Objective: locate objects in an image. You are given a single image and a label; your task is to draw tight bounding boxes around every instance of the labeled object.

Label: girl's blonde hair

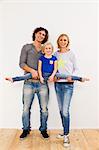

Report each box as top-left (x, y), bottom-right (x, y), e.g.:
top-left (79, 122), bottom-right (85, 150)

top-left (57, 34), bottom-right (70, 48)
top-left (41, 42), bottom-right (54, 54)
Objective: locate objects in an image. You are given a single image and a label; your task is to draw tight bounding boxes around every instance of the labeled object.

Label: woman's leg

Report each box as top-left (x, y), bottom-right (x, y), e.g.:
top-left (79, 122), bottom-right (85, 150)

top-left (62, 83), bottom-right (74, 135)
top-left (55, 82), bottom-right (74, 135)
top-left (54, 83), bottom-right (64, 127)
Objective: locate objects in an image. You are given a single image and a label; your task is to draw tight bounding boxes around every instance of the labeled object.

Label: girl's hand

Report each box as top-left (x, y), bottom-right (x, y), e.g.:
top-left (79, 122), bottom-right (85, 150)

top-left (40, 77), bottom-right (44, 83)
top-left (81, 77), bottom-right (90, 82)
top-left (48, 75), bottom-right (54, 82)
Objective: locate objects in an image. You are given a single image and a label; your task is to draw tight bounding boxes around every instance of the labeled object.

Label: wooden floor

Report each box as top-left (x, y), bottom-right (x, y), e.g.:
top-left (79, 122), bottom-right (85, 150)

top-left (0, 129), bottom-right (99, 150)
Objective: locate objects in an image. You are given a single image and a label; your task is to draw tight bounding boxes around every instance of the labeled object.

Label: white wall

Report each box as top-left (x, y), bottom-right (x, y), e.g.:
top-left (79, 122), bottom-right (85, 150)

top-left (0, 1), bottom-right (98, 129)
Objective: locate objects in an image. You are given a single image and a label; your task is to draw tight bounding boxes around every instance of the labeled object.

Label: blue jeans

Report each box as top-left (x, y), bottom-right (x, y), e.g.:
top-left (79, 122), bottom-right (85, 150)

top-left (12, 73), bottom-right (82, 82)
top-left (22, 80), bottom-right (49, 131)
top-left (54, 82), bottom-right (74, 135)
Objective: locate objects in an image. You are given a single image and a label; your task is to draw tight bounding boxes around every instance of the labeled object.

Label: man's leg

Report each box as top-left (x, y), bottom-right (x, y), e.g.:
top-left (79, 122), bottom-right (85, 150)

top-left (20, 81), bottom-right (35, 139)
top-left (37, 82), bottom-right (49, 138)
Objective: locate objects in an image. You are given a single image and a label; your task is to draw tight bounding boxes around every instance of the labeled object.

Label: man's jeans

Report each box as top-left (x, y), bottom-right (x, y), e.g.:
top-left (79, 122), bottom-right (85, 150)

top-left (22, 80), bottom-right (49, 131)
top-left (12, 72), bottom-right (82, 82)
top-left (54, 82), bottom-right (74, 135)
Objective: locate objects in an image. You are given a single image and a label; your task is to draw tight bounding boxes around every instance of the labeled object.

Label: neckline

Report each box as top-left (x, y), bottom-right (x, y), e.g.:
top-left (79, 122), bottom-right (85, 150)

top-left (44, 55), bottom-right (53, 59)
top-left (32, 44), bottom-right (41, 53)
top-left (32, 43), bottom-right (41, 52)
top-left (58, 49), bottom-right (70, 54)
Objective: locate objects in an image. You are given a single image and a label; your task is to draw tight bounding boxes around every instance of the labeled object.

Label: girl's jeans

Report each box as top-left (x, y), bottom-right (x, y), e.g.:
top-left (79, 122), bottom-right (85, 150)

top-left (12, 72), bottom-right (82, 82)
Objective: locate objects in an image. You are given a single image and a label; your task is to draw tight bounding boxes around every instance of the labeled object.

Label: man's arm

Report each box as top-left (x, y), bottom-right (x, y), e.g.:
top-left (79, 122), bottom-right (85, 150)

top-left (19, 44), bottom-right (38, 79)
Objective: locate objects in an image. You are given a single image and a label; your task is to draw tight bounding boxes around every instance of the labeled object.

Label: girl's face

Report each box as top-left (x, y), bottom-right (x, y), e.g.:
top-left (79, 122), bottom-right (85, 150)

top-left (44, 44), bottom-right (53, 55)
top-left (35, 30), bottom-right (46, 43)
top-left (58, 35), bottom-right (69, 48)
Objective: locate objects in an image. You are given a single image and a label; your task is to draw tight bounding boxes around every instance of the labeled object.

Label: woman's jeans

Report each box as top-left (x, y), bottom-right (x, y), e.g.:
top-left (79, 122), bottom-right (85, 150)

top-left (54, 82), bottom-right (74, 135)
top-left (12, 72), bottom-right (82, 82)
top-left (22, 80), bottom-right (49, 131)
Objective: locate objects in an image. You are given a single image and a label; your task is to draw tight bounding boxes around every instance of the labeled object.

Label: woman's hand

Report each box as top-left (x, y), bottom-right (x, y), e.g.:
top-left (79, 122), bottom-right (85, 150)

top-left (66, 76), bottom-right (74, 82)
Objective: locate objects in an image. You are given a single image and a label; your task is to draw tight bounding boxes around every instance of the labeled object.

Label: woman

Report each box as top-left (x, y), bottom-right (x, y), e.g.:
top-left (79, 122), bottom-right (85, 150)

top-left (54, 34), bottom-right (77, 147)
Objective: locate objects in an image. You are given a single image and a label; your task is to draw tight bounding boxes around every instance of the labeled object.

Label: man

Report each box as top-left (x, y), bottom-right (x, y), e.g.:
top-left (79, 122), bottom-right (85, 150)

top-left (19, 27), bottom-right (49, 139)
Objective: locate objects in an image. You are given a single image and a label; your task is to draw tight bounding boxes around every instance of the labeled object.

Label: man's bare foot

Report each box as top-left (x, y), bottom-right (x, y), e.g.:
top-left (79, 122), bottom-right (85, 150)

top-left (5, 77), bottom-right (13, 83)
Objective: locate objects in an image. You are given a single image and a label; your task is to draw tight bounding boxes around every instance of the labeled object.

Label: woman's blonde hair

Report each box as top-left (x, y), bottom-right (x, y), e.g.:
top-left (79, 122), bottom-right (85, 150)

top-left (41, 42), bottom-right (54, 54)
top-left (57, 34), bottom-right (70, 48)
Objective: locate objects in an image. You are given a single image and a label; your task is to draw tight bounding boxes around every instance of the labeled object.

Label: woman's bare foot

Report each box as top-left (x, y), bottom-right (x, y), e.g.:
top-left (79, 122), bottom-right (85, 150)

top-left (5, 77), bottom-right (13, 83)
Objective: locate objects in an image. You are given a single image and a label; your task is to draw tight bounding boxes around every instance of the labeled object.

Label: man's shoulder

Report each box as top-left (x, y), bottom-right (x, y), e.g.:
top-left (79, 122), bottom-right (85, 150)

top-left (22, 43), bottom-right (33, 51)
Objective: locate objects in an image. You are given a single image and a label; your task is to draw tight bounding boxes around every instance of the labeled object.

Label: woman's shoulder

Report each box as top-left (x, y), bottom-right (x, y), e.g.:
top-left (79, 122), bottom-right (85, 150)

top-left (69, 50), bottom-right (76, 56)
top-left (54, 50), bottom-right (59, 56)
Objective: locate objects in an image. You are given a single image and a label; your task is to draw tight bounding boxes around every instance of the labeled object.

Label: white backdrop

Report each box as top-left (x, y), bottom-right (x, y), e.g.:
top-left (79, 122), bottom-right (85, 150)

top-left (0, 1), bottom-right (98, 129)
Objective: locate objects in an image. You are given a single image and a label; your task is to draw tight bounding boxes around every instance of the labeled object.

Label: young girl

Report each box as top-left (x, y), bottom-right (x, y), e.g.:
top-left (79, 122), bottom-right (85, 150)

top-left (54, 34), bottom-right (89, 147)
top-left (5, 42), bottom-right (89, 83)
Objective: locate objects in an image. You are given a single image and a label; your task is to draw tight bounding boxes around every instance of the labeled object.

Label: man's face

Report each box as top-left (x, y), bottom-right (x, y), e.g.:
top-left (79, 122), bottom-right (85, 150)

top-left (35, 30), bottom-right (46, 43)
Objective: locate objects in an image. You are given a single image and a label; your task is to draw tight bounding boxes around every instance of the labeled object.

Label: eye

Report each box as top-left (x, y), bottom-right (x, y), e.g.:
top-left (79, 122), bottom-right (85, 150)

top-left (42, 34), bottom-right (45, 36)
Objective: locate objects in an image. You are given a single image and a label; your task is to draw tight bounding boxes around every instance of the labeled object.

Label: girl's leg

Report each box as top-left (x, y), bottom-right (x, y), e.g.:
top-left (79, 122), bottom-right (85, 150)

top-left (55, 73), bottom-right (89, 81)
top-left (5, 73), bottom-right (32, 82)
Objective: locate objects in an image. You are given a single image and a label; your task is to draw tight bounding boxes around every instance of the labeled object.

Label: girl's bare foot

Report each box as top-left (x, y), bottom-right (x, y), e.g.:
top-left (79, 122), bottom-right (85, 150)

top-left (5, 77), bottom-right (13, 83)
top-left (81, 78), bottom-right (90, 82)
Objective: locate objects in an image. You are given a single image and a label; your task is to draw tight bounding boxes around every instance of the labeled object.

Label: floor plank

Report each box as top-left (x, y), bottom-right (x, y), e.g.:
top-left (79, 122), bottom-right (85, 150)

top-left (82, 129), bottom-right (99, 150)
top-left (0, 129), bottom-right (99, 150)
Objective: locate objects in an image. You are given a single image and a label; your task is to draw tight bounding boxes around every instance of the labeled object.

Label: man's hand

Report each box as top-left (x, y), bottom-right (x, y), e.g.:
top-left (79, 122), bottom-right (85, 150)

top-left (31, 69), bottom-right (39, 79)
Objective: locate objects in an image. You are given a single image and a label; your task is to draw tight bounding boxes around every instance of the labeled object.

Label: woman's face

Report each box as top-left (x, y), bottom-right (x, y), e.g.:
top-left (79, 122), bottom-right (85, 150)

top-left (58, 35), bottom-right (69, 48)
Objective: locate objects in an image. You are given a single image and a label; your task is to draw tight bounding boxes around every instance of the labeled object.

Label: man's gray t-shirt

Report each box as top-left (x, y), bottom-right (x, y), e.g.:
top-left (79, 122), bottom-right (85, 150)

top-left (19, 43), bottom-right (42, 72)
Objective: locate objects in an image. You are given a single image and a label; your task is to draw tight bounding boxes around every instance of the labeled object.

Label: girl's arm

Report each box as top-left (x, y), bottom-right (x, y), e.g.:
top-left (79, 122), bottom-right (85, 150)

top-left (48, 60), bottom-right (58, 82)
top-left (38, 60), bottom-right (44, 83)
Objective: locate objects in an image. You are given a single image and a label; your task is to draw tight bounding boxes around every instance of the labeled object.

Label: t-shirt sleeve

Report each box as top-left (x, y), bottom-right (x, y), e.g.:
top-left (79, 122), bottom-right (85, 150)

top-left (39, 55), bottom-right (44, 61)
top-left (53, 52), bottom-right (57, 58)
top-left (19, 44), bottom-right (28, 68)
top-left (53, 56), bottom-right (57, 61)
top-left (71, 52), bottom-right (79, 76)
